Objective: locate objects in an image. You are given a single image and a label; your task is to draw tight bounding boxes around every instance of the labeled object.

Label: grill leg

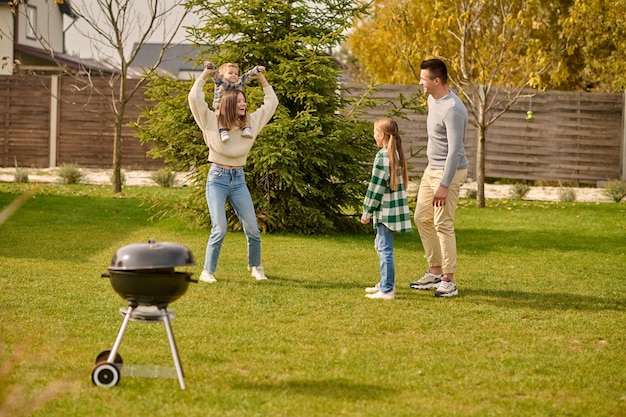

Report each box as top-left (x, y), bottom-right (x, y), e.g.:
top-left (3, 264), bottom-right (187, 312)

top-left (160, 307), bottom-right (185, 390)
top-left (108, 303), bottom-right (135, 363)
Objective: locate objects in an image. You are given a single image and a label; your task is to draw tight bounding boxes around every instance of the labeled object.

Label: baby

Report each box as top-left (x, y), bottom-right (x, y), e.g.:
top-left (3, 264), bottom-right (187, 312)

top-left (203, 61), bottom-right (265, 142)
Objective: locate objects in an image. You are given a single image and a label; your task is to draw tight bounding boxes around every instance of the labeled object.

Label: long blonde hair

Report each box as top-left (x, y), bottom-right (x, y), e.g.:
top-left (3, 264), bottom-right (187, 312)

top-left (374, 117), bottom-right (408, 191)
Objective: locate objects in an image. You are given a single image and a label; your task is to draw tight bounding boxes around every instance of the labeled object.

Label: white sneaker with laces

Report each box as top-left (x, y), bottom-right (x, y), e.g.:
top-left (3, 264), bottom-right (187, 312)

top-left (199, 270), bottom-right (217, 283)
top-left (365, 288), bottom-right (396, 300)
top-left (242, 127), bottom-right (253, 138)
top-left (434, 280), bottom-right (458, 297)
top-left (250, 266), bottom-right (267, 281)
top-left (219, 129), bottom-right (230, 142)
top-left (365, 283), bottom-right (380, 294)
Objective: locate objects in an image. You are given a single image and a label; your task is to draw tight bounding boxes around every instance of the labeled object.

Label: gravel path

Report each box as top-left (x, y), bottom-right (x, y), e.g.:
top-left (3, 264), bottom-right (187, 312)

top-left (0, 167), bottom-right (614, 203)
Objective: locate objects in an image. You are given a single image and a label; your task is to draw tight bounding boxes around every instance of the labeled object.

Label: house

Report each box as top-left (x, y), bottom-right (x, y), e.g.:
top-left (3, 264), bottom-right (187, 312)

top-left (129, 43), bottom-right (205, 80)
top-left (0, 0), bottom-right (113, 75)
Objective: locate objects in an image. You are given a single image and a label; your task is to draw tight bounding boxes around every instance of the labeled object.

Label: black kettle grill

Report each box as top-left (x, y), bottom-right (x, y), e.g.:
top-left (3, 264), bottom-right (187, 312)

top-left (91, 239), bottom-right (197, 390)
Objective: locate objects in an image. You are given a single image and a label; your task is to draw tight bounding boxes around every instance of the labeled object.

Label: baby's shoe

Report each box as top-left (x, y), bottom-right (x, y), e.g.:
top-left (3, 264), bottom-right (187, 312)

top-left (242, 127), bottom-right (253, 138)
top-left (219, 129), bottom-right (230, 142)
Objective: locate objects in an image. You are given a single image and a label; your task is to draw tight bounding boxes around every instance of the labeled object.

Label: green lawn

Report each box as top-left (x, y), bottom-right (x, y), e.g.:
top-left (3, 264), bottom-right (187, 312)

top-left (1, 183), bottom-right (625, 417)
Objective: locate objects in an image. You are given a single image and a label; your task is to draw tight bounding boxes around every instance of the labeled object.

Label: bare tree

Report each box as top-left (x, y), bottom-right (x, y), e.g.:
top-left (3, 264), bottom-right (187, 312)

top-left (13, 0), bottom-right (189, 193)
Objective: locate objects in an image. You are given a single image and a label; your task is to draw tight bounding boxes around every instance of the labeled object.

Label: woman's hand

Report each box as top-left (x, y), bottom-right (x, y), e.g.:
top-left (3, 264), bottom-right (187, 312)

top-left (254, 71), bottom-right (270, 87)
top-left (200, 61), bottom-right (216, 80)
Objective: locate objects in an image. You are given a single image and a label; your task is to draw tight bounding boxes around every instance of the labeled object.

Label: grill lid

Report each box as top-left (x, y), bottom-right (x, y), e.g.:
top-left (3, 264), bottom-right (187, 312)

top-left (109, 239), bottom-right (196, 271)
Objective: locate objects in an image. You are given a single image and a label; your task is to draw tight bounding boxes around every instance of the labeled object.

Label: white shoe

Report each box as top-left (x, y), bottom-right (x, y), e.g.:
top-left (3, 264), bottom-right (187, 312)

top-left (219, 129), bottom-right (230, 142)
top-left (365, 283), bottom-right (380, 294)
top-left (242, 127), bottom-right (253, 138)
top-left (199, 270), bottom-right (217, 283)
top-left (250, 265), bottom-right (267, 280)
top-left (365, 288), bottom-right (395, 299)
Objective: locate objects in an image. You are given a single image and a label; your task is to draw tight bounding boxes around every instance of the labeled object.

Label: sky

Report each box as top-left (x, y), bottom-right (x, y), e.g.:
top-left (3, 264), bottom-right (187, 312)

top-left (63, 0), bottom-right (200, 61)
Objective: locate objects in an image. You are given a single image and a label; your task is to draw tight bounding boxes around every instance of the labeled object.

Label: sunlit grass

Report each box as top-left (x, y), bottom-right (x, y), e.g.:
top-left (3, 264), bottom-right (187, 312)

top-left (1, 184), bottom-right (625, 416)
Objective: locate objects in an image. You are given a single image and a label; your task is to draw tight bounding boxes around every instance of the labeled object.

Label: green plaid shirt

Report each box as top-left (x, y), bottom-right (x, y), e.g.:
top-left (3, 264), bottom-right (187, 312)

top-left (362, 148), bottom-right (412, 233)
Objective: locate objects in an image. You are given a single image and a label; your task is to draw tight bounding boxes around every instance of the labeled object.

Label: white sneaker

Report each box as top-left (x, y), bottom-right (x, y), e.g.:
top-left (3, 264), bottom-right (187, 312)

top-left (242, 127), bottom-right (253, 138)
top-left (219, 129), bottom-right (230, 142)
top-left (250, 266), bottom-right (267, 281)
top-left (199, 270), bottom-right (217, 283)
top-left (365, 283), bottom-right (380, 294)
top-left (434, 280), bottom-right (458, 297)
top-left (365, 288), bottom-right (395, 300)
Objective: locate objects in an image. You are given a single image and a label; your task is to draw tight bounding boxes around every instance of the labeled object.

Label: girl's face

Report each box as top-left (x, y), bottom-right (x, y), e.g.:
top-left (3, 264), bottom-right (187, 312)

top-left (236, 92), bottom-right (247, 116)
top-left (374, 127), bottom-right (386, 147)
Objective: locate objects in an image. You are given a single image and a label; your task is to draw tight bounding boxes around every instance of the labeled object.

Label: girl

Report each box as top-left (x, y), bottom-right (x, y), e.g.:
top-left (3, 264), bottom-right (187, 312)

top-left (361, 117), bottom-right (412, 299)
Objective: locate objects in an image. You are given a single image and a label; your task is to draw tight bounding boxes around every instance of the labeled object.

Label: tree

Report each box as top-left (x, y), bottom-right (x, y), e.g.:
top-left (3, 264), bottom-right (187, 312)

top-left (136, 0), bottom-right (376, 233)
top-left (12, 0), bottom-right (189, 193)
top-left (347, 0), bottom-right (567, 207)
top-left (560, 0), bottom-right (626, 92)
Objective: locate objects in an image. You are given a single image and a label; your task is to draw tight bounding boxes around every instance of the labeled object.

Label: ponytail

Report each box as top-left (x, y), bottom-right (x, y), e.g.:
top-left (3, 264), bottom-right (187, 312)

top-left (375, 118), bottom-right (408, 191)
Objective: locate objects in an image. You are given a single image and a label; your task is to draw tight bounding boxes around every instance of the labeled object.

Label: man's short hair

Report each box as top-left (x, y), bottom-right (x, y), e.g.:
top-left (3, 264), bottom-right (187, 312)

top-left (421, 59), bottom-right (448, 84)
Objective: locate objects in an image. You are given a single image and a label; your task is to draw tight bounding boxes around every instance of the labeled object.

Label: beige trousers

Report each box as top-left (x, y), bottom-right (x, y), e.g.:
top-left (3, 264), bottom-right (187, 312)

top-left (414, 167), bottom-right (468, 274)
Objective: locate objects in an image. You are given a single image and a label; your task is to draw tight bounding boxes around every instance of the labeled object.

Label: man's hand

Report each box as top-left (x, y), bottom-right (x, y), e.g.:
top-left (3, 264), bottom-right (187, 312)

top-left (433, 185), bottom-right (449, 207)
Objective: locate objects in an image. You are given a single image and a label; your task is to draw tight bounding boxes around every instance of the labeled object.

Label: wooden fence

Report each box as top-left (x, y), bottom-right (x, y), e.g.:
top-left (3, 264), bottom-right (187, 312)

top-left (0, 75), bottom-right (164, 170)
top-left (1, 75), bottom-right (625, 185)
top-left (343, 84), bottom-right (625, 185)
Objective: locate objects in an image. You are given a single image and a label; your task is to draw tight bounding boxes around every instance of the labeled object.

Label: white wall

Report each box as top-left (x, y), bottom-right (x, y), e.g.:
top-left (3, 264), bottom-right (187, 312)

top-left (0, 6), bottom-right (14, 75)
top-left (15, 0), bottom-right (64, 52)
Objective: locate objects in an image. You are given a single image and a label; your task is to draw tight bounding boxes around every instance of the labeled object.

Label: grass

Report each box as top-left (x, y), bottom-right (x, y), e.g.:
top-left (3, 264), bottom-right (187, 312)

top-left (0, 183), bottom-right (625, 417)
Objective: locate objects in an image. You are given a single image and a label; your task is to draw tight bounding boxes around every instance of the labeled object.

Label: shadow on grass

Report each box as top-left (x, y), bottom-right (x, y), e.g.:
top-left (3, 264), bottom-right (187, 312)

top-left (463, 288), bottom-right (626, 312)
top-left (0, 193), bottom-right (156, 261)
top-left (233, 377), bottom-right (395, 400)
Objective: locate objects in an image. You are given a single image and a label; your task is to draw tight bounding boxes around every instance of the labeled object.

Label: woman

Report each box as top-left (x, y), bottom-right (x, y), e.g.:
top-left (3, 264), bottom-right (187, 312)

top-left (188, 61), bottom-right (279, 283)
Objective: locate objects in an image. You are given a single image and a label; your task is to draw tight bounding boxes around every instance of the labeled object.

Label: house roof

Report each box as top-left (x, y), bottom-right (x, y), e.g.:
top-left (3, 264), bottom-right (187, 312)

top-left (58, 0), bottom-right (77, 18)
top-left (14, 43), bottom-right (118, 75)
top-left (130, 43), bottom-right (203, 77)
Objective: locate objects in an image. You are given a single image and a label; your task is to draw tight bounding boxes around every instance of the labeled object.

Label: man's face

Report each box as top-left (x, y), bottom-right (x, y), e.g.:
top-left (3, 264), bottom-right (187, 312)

top-left (419, 69), bottom-right (437, 95)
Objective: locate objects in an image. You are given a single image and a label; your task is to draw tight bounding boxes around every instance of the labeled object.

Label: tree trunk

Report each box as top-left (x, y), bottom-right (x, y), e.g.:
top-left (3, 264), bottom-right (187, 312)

top-left (476, 125), bottom-right (486, 208)
top-left (112, 106), bottom-right (125, 194)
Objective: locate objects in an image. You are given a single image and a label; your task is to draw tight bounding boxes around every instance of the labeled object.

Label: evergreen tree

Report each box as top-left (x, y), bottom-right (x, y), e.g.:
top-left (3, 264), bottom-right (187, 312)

top-left (137, 0), bottom-right (375, 233)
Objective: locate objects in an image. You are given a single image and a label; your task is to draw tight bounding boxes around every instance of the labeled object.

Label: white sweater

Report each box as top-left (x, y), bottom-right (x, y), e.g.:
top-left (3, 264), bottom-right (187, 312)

top-left (188, 79), bottom-right (279, 167)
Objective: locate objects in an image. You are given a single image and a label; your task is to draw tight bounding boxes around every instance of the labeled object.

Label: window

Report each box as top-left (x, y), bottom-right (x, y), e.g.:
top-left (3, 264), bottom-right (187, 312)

top-left (26, 6), bottom-right (37, 40)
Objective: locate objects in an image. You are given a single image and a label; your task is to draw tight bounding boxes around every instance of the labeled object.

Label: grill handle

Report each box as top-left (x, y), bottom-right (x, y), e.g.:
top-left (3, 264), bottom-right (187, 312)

top-left (101, 273), bottom-right (110, 278)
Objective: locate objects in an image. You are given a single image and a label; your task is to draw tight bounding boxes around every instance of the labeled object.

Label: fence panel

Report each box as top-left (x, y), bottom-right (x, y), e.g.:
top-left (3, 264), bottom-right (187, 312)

top-left (1, 76), bottom-right (623, 185)
top-left (0, 76), bottom-right (51, 167)
top-left (57, 77), bottom-right (164, 170)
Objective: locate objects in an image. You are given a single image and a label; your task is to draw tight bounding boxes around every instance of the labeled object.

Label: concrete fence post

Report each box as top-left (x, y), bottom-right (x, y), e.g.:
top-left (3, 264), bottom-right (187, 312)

top-left (49, 74), bottom-right (59, 168)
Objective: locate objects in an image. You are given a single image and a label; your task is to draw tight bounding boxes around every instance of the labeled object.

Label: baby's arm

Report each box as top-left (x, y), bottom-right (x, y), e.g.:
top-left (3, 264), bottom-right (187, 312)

top-left (240, 65), bottom-right (265, 85)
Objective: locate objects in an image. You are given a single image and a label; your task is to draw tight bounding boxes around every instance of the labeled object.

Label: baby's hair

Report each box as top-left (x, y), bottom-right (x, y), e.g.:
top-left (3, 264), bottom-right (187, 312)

top-left (219, 63), bottom-right (239, 76)
top-left (217, 89), bottom-right (248, 130)
top-left (374, 117), bottom-right (408, 191)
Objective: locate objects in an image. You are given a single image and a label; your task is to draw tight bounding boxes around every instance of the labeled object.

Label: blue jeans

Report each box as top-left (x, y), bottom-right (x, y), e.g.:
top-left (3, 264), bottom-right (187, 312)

top-left (374, 223), bottom-right (395, 293)
top-left (204, 165), bottom-right (261, 273)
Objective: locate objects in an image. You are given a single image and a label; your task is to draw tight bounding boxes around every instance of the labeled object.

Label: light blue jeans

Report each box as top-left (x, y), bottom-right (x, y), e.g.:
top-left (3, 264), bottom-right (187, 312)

top-left (374, 223), bottom-right (395, 293)
top-left (204, 165), bottom-right (261, 273)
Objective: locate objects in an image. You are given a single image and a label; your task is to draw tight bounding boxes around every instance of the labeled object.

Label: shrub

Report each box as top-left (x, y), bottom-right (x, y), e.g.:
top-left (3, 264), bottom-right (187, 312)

top-left (558, 187), bottom-right (576, 202)
top-left (464, 188), bottom-right (477, 199)
top-left (109, 170), bottom-right (127, 186)
top-left (14, 167), bottom-right (29, 183)
top-left (57, 163), bottom-right (83, 184)
top-left (604, 180), bottom-right (626, 203)
top-left (151, 169), bottom-right (176, 188)
top-left (509, 183), bottom-right (530, 200)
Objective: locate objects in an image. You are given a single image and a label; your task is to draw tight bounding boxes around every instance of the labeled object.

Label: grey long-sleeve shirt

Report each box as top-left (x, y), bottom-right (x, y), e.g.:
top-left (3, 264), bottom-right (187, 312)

top-left (426, 90), bottom-right (469, 187)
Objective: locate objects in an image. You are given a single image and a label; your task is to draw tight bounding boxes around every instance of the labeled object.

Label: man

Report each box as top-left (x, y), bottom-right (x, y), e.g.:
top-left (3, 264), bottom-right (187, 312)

top-left (411, 58), bottom-right (468, 297)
